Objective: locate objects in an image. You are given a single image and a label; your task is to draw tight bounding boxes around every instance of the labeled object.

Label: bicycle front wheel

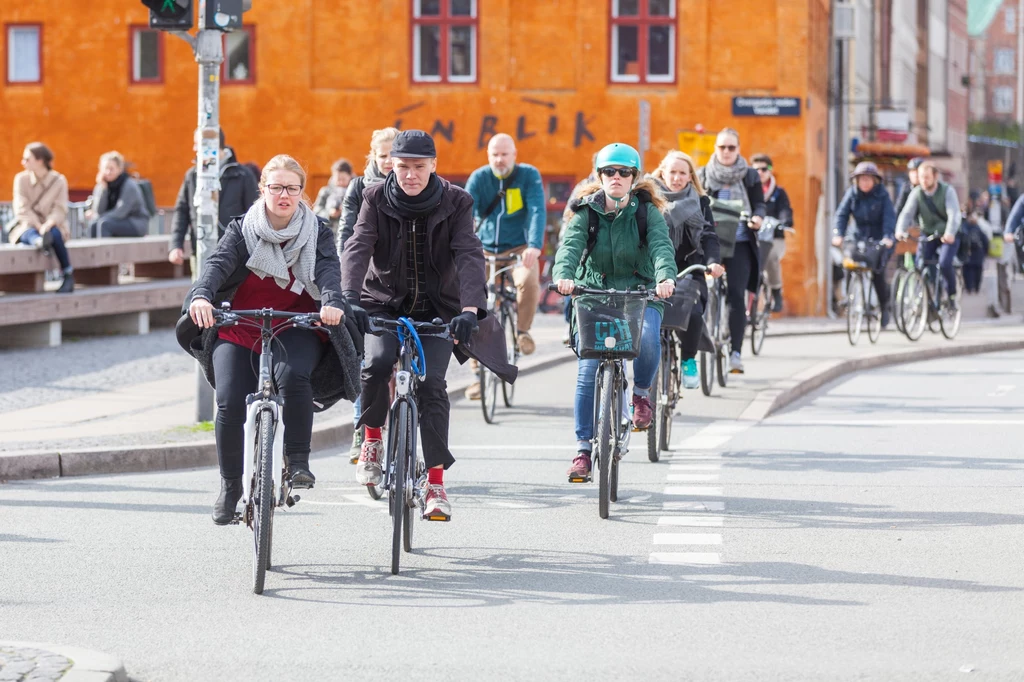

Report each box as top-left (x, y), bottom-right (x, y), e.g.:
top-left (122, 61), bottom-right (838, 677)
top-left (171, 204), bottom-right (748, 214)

top-left (892, 269), bottom-right (908, 334)
top-left (940, 269), bottom-right (964, 340)
top-left (700, 286), bottom-right (718, 396)
top-left (479, 363), bottom-right (497, 424)
top-left (716, 290), bottom-right (729, 387)
top-left (902, 270), bottom-right (928, 342)
top-left (847, 272), bottom-right (864, 346)
top-left (252, 408), bottom-right (275, 595)
top-left (595, 364), bottom-right (615, 520)
top-left (867, 276), bottom-right (882, 344)
top-left (389, 401), bottom-right (410, 575)
top-left (501, 307), bottom-right (518, 407)
top-left (646, 363), bottom-right (660, 463)
top-left (658, 338), bottom-right (674, 453)
top-left (751, 276), bottom-right (770, 356)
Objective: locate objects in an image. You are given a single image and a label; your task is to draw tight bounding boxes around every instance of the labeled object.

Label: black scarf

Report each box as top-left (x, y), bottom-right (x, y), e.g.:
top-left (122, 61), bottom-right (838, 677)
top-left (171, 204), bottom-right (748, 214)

top-left (385, 172), bottom-right (443, 219)
top-left (105, 172), bottom-right (129, 212)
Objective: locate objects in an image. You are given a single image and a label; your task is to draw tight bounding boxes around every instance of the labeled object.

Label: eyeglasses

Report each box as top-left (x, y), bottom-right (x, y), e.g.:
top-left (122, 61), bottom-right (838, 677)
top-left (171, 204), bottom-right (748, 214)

top-left (265, 184), bottom-right (303, 196)
top-left (754, 166), bottom-right (771, 173)
top-left (717, 145), bottom-right (737, 152)
top-left (599, 167), bottom-right (636, 179)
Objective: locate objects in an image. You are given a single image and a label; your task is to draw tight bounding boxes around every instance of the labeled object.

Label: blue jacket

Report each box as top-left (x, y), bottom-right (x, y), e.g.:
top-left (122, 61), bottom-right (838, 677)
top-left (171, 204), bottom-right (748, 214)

top-left (834, 183), bottom-right (896, 241)
top-left (466, 163), bottom-right (546, 252)
top-left (1006, 193), bottom-right (1024, 236)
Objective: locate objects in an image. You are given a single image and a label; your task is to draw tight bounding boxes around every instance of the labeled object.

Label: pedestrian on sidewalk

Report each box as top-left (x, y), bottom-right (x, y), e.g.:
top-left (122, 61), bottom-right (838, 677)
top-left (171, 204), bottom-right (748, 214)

top-left (697, 128), bottom-right (767, 375)
top-left (169, 129), bottom-right (259, 271)
top-left (959, 194), bottom-right (989, 294)
top-left (465, 133), bottom-right (546, 366)
top-left (337, 127), bottom-right (398, 464)
top-left (833, 162), bottom-right (896, 326)
top-left (86, 152), bottom-right (151, 238)
top-left (554, 142), bottom-right (676, 483)
top-left (342, 130), bottom-right (517, 521)
top-left (8, 142), bottom-right (74, 293)
top-left (313, 158), bottom-right (352, 237)
top-left (648, 150), bottom-right (723, 389)
top-left (751, 153), bottom-right (793, 313)
top-left (179, 154), bottom-right (361, 525)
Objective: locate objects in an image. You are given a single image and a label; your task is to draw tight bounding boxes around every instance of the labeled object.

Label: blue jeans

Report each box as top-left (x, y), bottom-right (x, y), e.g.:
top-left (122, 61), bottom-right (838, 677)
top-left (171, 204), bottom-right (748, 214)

top-left (573, 306), bottom-right (662, 449)
top-left (917, 236), bottom-right (960, 296)
top-left (18, 226), bottom-right (71, 271)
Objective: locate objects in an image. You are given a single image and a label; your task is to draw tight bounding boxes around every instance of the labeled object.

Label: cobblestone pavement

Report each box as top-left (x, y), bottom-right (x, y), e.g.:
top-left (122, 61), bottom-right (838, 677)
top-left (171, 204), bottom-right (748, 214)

top-left (0, 646), bottom-right (71, 682)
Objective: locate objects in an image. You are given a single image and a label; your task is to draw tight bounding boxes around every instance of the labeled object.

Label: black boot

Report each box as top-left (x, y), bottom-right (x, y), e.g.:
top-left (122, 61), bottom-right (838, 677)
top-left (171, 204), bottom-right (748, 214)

top-left (288, 457), bottom-right (315, 489)
top-left (212, 477), bottom-right (243, 525)
top-left (771, 288), bottom-right (783, 313)
top-left (56, 269), bottom-right (74, 294)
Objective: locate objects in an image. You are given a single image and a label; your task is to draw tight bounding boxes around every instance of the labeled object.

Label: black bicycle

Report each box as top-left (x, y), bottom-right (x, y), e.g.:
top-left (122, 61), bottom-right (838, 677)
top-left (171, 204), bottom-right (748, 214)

top-left (840, 238), bottom-right (885, 346)
top-left (700, 271), bottom-right (730, 396)
top-left (479, 254), bottom-right (521, 424)
top-left (750, 218), bottom-right (794, 356)
top-left (898, 234), bottom-right (964, 341)
top-left (367, 316), bottom-right (452, 575)
top-left (211, 306), bottom-right (327, 595)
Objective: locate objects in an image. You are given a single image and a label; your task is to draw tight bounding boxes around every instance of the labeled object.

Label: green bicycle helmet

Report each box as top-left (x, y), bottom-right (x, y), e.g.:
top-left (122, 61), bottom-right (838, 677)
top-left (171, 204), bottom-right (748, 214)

top-left (595, 143), bottom-right (642, 174)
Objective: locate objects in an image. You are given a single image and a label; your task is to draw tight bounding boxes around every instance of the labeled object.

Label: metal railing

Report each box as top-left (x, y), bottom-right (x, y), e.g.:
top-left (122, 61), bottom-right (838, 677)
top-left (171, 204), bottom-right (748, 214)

top-left (0, 201), bottom-right (174, 242)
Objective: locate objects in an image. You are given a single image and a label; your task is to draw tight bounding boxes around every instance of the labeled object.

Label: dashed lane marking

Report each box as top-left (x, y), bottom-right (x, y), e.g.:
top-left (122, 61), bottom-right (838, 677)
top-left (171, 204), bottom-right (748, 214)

top-left (657, 516), bottom-right (724, 527)
top-left (662, 501), bottom-right (725, 511)
top-left (669, 463), bottom-right (722, 471)
top-left (653, 533), bottom-right (723, 545)
top-left (666, 474), bottom-right (720, 482)
top-left (665, 486), bottom-right (724, 496)
top-left (649, 552), bottom-right (721, 565)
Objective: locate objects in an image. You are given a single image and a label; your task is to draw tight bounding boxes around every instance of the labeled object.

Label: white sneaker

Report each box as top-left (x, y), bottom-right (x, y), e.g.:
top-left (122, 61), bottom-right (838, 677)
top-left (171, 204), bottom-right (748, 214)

top-left (356, 439), bottom-right (383, 486)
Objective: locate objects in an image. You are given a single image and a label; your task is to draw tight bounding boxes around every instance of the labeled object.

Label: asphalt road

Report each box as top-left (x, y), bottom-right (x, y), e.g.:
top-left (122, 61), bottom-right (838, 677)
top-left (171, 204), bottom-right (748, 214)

top-left (2, 352), bottom-right (1023, 681)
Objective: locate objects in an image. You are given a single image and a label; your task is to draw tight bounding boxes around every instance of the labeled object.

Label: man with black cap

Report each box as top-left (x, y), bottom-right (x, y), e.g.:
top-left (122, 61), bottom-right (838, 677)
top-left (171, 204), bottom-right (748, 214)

top-left (342, 130), bottom-right (516, 521)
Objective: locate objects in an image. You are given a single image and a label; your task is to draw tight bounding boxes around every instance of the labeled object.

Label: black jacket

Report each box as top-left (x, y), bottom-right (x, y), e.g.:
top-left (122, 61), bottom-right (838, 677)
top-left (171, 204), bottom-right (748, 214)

top-left (171, 147), bottom-right (259, 252)
top-left (764, 185), bottom-right (793, 238)
top-left (894, 181), bottom-right (915, 218)
top-left (175, 216), bottom-right (362, 412)
top-left (672, 195), bottom-right (720, 303)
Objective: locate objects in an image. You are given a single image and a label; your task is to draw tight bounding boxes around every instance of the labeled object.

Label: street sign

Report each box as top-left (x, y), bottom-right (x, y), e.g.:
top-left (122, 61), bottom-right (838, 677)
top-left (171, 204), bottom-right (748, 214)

top-left (732, 96), bottom-right (802, 117)
top-left (677, 129), bottom-right (717, 167)
top-left (638, 99), bottom-right (651, 157)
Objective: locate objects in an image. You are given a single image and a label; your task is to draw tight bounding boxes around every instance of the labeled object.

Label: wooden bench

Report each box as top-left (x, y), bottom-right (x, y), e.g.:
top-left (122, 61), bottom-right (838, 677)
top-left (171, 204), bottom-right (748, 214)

top-left (0, 278), bottom-right (192, 349)
top-left (0, 235), bottom-right (189, 293)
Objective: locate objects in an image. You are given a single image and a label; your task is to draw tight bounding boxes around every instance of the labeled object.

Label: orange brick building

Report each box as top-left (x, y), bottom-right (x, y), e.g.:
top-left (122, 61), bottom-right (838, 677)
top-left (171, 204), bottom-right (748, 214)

top-left (1, 0), bottom-right (831, 313)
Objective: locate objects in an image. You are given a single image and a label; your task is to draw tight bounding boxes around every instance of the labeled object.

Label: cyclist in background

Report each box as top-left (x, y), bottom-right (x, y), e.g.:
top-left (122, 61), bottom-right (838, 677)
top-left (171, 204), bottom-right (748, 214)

top-left (751, 153), bottom-right (793, 313)
top-left (894, 157), bottom-right (924, 217)
top-left (552, 143), bottom-right (676, 482)
top-left (833, 162), bottom-right (896, 327)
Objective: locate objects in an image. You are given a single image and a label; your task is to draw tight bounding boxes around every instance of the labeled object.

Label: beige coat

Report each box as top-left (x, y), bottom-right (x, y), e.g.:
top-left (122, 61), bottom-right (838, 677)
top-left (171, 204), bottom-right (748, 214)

top-left (9, 169), bottom-right (70, 243)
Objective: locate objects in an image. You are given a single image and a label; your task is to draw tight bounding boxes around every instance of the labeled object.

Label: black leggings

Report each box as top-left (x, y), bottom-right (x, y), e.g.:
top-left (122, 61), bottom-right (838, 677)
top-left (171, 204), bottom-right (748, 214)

top-left (723, 241), bottom-right (756, 355)
top-left (357, 319), bottom-right (456, 470)
top-left (211, 330), bottom-right (325, 479)
top-left (674, 298), bottom-right (706, 361)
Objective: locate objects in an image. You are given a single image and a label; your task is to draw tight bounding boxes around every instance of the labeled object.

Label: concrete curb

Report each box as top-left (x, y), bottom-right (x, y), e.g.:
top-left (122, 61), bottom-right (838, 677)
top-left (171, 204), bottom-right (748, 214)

top-left (737, 338), bottom-right (1024, 422)
top-left (0, 349), bottom-right (579, 482)
top-left (0, 641), bottom-right (127, 682)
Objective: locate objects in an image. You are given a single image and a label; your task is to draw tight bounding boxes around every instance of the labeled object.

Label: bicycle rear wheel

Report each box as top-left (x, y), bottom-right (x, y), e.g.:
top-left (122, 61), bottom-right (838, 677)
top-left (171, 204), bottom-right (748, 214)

top-left (892, 269), bottom-right (908, 334)
top-left (252, 408), bottom-right (274, 595)
top-left (389, 401), bottom-right (410, 575)
top-left (658, 338), bottom-right (674, 453)
top-left (750, 276), bottom-right (770, 356)
top-left (501, 307), bottom-right (518, 407)
top-left (847, 272), bottom-right (864, 346)
top-left (940, 269), bottom-right (964, 340)
top-left (902, 271), bottom-right (928, 341)
top-left (479, 363), bottom-right (497, 424)
top-left (595, 364), bottom-right (615, 520)
top-left (866, 276), bottom-right (882, 344)
top-left (646, 363), bottom-right (660, 463)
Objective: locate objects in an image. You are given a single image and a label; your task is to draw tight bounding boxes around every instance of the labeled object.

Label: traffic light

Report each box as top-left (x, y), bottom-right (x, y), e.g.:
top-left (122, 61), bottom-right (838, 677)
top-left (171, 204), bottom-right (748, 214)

top-left (142, 0), bottom-right (193, 30)
top-left (204, 0), bottom-right (245, 31)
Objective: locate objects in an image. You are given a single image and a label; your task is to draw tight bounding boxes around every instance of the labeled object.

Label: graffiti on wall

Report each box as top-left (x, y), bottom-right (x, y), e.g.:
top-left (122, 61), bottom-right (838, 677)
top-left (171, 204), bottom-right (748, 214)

top-left (393, 98), bottom-right (596, 149)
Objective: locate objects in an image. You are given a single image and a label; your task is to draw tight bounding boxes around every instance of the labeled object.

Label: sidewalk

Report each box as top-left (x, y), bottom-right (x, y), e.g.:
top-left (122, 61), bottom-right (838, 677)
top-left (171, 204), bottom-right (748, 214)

top-left (0, 642), bottom-right (127, 682)
top-left (2, 310), bottom-right (1023, 481)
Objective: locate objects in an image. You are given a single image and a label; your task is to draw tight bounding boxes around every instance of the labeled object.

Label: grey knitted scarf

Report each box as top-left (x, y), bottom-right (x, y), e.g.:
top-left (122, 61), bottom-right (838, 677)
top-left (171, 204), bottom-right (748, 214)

top-left (241, 198), bottom-right (321, 299)
top-left (703, 154), bottom-right (752, 214)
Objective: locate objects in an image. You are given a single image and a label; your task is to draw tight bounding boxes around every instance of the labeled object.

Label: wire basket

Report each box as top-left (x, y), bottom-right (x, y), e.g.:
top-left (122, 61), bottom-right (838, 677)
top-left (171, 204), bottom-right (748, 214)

top-left (574, 292), bottom-right (647, 360)
top-left (661, 277), bottom-right (702, 332)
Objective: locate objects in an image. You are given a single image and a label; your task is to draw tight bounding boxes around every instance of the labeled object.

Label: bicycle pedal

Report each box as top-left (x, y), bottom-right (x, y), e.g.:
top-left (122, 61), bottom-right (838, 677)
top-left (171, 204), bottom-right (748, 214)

top-left (424, 513), bottom-right (451, 522)
top-left (230, 512), bottom-right (242, 525)
top-left (567, 474), bottom-right (591, 484)
top-left (290, 480), bottom-right (314, 490)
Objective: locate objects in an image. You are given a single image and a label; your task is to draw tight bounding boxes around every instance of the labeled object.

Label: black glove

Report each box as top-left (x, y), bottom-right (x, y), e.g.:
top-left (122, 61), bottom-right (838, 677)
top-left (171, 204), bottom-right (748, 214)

top-left (343, 292), bottom-right (370, 336)
top-left (449, 311), bottom-right (479, 345)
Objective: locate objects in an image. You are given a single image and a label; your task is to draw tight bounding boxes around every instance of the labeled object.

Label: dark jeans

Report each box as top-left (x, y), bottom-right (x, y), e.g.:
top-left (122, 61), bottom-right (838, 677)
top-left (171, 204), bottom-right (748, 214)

top-left (870, 247), bottom-right (893, 309)
top-left (963, 264), bottom-right (983, 293)
top-left (18, 226), bottom-right (71, 270)
top-left (90, 216), bottom-right (145, 238)
top-left (674, 298), bottom-right (706, 361)
top-left (357, 319), bottom-right (456, 470)
top-left (211, 330), bottom-right (325, 479)
top-left (723, 241), bottom-right (755, 355)
top-left (917, 236), bottom-right (960, 296)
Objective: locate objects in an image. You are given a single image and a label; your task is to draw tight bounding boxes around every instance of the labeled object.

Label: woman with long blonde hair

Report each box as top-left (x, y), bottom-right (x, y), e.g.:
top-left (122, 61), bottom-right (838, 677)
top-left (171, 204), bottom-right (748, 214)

top-left (338, 126), bottom-right (399, 255)
top-left (649, 150), bottom-right (724, 389)
top-left (181, 154), bottom-right (360, 525)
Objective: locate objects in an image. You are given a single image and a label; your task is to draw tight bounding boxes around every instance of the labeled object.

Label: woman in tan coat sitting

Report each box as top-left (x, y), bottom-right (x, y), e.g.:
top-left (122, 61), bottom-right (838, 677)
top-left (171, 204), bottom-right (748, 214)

top-left (9, 142), bottom-right (73, 293)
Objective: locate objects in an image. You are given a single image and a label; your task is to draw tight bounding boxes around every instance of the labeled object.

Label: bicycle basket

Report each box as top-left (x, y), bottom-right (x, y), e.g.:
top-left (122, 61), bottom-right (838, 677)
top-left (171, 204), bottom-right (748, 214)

top-left (848, 240), bottom-right (885, 270)
top-left (710, 198), bottom-right (744, 259)
top-left (574, 292), bottom-right (647, 360)
top-left (661, 277), bottom-right (702, 332)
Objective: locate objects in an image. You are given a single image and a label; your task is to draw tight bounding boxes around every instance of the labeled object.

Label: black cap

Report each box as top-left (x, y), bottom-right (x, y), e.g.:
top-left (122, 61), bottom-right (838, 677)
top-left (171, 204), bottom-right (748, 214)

top-left (390, 130), bottom-right (437, 159)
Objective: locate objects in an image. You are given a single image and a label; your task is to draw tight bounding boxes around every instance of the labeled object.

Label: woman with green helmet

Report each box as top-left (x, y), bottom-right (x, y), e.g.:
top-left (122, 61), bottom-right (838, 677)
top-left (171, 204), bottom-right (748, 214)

top-left (552, 143), bottom-right (678, 482)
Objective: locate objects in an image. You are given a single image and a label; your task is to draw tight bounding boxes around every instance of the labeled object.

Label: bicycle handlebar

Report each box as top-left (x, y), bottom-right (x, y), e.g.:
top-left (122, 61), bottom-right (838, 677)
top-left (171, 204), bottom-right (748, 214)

top-left (212, 308), bottom-right (323, 331)
top-left (677, 264), bottom-right (707, 278)
top-left (483, 254), bottom-right (523, 264)
top-left (367, 316), bottom-right (452, 339)
top-left (545, 283), bottom-right (659, 299)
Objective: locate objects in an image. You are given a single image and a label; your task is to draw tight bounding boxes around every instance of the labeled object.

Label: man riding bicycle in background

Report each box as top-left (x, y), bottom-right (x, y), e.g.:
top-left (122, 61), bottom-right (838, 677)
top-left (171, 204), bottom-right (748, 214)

top-left (895, 157), bottom-right (924, 217)
top-left (833, 162), bottom-right (896, 327)
top-left (751, 153), bottom-right (792, 313)
top-left (465, 133), bottom-right (546, 367)
top-left (895, 161), bottom-right (963, 311)
top-left (342, 130), bottom-right (515, 521)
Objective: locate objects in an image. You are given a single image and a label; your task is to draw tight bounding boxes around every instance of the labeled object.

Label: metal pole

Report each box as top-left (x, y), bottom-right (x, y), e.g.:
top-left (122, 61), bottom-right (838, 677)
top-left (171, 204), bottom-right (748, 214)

top-left (825, 6), bottom-right (838, 318)
top-left (1017, 0), bottom-right (1024, 184)
top-left (194, 0), bottom-right (222, 423)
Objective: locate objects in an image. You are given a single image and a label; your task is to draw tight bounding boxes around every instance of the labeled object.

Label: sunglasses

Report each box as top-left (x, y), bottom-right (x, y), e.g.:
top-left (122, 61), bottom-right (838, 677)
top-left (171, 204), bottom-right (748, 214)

top-left (717, 145), bottom-right (737, 151)
top-left (755, 166), bottom-right (771, 172)
top-left (600, 167), bottom-right (636, 179)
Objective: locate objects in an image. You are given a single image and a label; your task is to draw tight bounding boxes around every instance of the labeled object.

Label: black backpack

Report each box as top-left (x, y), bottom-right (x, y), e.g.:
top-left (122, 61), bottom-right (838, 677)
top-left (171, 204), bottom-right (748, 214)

top-left (577, 191), bottom-right (650, 269)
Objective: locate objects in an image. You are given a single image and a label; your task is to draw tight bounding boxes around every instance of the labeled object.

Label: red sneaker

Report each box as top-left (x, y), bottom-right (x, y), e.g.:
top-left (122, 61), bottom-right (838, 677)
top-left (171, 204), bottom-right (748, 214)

top-left (631, 394), bottom-right (653, 430)
top-left (567, 452), bottom-right (592, 483)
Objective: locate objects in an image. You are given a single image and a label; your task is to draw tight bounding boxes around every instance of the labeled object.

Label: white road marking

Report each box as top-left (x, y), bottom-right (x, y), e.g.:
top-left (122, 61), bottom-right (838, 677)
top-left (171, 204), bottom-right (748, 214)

top-left (769, 418), bottom-right (1024, 426)
top-left (669, 463), bottom-right (722, 471)
top-left (673, 421), bottom-right (750, 450)
top-left (667, 474), bottom-right (720, 482)
top-left (657, 516), bottom-right (724, 527)
top-left (653, 533), bottom-right (722, 545)
top-left (988, 384), bottom-right (1015, 397)
top-left (625, 495), bottom-right (652, 504)
top-left (486, 501), bottom-right (532, 509)
top-left (448, 444), bottom-right (578, 451)
top-left (665, 486), bottom-right (723, 496)
top-left (662, 501), bottom-right (725, 511)
top-left (649, 552), bottom-right (721, 565)
top-left (304, 494), bottom-right (380, 508)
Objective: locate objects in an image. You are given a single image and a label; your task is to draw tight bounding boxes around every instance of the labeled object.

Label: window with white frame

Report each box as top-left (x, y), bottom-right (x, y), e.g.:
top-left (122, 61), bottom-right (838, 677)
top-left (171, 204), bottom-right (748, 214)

top-left (993, 86), bottom-right (1015, 114)
top-left (222, 26), bottom-right (255, 85)
top-left (994, 48), bottom-right (1015, 74)
top-left (412, 0), bottom-right (477, 84)
top-left (1006, 7), bottom-right (1016, 33)
top-left (7, 25), bottom-right (41, 84)
top-left (610, 0), bottom-right (676, 83)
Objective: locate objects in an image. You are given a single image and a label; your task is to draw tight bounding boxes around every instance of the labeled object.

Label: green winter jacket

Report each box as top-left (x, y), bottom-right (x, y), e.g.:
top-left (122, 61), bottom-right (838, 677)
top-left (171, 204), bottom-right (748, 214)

top-left (552, 188), bottom-right (677, 316)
